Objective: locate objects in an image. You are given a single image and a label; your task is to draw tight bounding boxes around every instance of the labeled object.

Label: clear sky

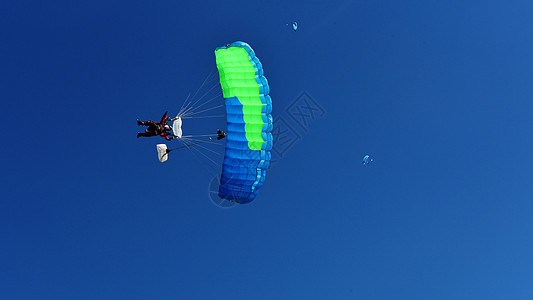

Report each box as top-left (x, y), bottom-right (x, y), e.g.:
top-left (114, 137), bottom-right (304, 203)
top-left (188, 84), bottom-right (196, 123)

top-left (2, 0), bottom-right (533, 299)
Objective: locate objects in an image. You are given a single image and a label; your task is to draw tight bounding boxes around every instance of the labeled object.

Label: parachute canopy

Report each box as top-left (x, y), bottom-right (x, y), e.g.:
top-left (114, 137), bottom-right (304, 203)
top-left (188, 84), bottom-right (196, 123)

top-left (215, 42), bottom-right (273, 203)
top-left (292, 22), bottom-right (298, 31)
top-left (363, 155), bottom-right (373, 165)
top-left (157, 144), bottom-right (169, 162)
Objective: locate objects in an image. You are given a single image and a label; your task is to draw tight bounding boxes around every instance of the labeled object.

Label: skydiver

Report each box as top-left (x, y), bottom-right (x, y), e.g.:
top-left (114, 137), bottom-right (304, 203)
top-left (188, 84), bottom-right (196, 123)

top-left (363, 155), bottom-right (373, 165)
top-left (137, 111), bottom-right (174, 141)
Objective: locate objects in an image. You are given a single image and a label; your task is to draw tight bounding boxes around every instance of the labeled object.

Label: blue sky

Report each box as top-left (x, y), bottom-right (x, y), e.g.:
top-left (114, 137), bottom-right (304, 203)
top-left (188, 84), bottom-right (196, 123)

top-left (2, 0), bottom-right (533, 299)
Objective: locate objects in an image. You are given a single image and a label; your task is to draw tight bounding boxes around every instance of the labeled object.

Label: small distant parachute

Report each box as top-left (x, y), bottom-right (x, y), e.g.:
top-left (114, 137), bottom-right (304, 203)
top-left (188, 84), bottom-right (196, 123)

top-left (286, 22), bottom-right (297, 31)
top-left (363, 155), bottom-right (373, 165)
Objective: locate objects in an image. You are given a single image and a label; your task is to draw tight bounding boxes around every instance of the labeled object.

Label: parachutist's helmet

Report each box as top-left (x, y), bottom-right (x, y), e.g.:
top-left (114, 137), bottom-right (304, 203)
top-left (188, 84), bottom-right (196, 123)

top-left (164, 125), bottom-right (172, 131)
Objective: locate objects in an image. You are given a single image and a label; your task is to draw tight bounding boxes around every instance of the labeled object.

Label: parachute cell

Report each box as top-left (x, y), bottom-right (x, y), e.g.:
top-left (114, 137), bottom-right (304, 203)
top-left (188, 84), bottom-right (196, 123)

top-left (215, 42), bottom-right (273, 203)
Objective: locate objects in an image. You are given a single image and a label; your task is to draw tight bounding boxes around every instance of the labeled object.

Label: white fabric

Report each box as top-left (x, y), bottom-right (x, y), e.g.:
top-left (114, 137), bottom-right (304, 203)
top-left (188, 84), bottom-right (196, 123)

top-left (156, 144), bottom-right (168, 162)
top-left (172, 116), bottom-right (182, 138)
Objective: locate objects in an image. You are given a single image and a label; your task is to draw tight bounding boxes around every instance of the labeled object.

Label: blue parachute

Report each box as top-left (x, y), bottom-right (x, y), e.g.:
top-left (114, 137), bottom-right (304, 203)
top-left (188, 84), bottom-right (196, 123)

top-left (214, 42), bottom-right (273, 204)
top-left (292, 22), bottom-right (298, 31)
top-left (363, 155), bottom-right (373, 165)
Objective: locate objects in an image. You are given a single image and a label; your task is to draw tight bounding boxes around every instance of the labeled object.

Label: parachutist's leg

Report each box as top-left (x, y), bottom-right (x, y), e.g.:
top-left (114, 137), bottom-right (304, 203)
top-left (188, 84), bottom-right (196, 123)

top-left (138, 120), bottom-right (156, 126)
top-left (145, 125), bottom-right (158, 134)
top-left (138, 132), bottom-right (156, 138)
